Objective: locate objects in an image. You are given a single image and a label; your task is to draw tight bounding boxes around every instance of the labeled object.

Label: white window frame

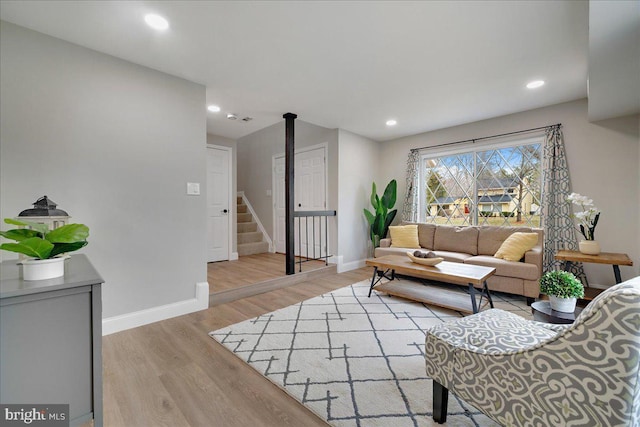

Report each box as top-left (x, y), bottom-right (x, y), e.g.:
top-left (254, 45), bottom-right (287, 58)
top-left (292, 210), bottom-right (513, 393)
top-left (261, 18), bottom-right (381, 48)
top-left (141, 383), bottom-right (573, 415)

top-left (418, 135), bottom-right (544, 224)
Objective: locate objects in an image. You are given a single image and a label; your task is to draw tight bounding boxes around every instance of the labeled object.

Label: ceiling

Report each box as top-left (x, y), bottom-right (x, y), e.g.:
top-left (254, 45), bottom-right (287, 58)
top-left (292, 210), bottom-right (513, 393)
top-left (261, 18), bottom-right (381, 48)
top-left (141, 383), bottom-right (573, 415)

top-left (0, 1), bottom-right (590, 142)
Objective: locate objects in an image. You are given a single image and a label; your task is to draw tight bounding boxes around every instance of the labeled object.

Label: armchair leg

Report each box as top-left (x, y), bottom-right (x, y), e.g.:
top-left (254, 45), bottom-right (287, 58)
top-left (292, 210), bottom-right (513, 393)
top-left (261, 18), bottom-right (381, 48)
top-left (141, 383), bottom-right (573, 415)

top-left (433, 381), bottom-right (449, 424)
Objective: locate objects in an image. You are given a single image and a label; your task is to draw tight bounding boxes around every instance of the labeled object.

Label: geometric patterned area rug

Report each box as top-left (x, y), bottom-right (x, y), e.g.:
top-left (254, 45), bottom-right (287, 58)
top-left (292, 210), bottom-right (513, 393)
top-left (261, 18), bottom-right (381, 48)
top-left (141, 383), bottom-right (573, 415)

top-left (210, 279), bottom-right (510, 426)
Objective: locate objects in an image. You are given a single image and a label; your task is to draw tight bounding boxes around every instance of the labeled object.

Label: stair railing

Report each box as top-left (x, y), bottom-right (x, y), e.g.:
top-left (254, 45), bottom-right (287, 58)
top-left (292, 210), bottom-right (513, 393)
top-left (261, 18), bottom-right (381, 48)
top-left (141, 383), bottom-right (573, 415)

top-left (293, 210), bottom-right (336, 272)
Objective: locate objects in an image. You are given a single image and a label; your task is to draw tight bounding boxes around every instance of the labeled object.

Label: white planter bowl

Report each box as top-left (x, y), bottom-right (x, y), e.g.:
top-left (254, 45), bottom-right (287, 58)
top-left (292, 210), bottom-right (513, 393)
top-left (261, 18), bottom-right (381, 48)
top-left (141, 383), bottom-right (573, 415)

top-left (20, 256), bottom-right (66, 281)
top-left (579, 240), bottom-right (601, 255)
top-left (549, 295), bottom-right (577, 313)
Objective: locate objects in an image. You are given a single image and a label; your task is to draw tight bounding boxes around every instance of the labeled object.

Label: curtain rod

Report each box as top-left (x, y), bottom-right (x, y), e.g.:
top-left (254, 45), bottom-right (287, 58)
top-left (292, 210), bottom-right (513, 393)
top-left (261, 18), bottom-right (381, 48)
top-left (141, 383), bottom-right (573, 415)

top-left (410, 123), bottom-right (561, 152)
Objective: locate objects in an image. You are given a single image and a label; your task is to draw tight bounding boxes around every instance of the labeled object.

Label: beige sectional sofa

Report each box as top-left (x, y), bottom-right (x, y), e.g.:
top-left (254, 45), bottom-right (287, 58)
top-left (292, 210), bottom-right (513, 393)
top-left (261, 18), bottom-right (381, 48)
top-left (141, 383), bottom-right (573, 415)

top-left (375, 223), bottom-right (543, 300)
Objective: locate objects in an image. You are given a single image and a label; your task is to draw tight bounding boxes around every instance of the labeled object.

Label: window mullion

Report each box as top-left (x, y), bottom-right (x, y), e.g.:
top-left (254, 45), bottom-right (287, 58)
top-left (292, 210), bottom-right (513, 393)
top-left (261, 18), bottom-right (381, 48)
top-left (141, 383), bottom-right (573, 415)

top-left (418, 157), bottom-right (425, 222)
top-left (472, 153), bottom-right (478, 226)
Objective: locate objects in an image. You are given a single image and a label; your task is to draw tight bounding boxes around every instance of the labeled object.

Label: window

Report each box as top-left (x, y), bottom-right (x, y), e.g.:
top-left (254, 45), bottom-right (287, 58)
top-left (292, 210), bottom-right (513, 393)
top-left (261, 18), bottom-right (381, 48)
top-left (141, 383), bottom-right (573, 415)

top-left (420, 137), bottom-right (542, 227)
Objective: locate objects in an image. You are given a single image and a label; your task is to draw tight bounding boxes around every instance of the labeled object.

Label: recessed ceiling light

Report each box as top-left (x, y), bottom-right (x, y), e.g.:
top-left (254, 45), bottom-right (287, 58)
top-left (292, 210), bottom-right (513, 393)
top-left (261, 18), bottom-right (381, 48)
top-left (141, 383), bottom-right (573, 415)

top-left (207, 105), bottom-right (221, 113)
top-left (526, 80), bottom-right (545, 89)
top-left (386, 119), bottom-right (397, 126)
top-left (144, 14), bottom-right (169, 31)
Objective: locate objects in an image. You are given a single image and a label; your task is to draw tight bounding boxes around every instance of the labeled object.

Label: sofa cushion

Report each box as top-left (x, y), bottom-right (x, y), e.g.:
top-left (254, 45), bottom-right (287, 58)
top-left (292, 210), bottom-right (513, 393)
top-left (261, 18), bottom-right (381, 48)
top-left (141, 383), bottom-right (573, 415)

top-left (389, 224), bottom-right (420, 248)
top-left (403, 222), bottom-right (437, 249)
top-left (465, 255), bottom-right (540, 281)
top-left (433, 226), bottom-right (479, 255)
top-left (477, 226), bottom-right (535, 256)
top-left (374, 246), bottom-right (411, 257)
top-left (432, 251), bottom-right (473, 263)
top-left (494, 232), bottom-right (539, 261)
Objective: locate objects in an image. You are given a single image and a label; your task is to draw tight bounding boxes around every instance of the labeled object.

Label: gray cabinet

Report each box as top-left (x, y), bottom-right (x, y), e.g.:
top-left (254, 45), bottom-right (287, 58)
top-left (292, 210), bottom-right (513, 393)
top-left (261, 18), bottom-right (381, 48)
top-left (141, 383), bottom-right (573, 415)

top-left (0, 254), bottom-right (104, 427)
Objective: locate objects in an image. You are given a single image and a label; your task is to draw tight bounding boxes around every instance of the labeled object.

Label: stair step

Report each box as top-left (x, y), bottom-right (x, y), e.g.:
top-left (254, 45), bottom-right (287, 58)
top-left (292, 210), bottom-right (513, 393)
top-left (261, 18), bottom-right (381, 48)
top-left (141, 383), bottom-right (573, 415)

top-left (237, 212), bottom-right (253, 223)
top-left (237, 231), bottom-right (263, 244)
top-left (237, 204), bottom-right (247, 214)
top-left (237, 196), bottom-right (242, 204)
top-left (238, 241), bottom-right (269, 256)
top-left (237, 222), bottom-right (258, 233)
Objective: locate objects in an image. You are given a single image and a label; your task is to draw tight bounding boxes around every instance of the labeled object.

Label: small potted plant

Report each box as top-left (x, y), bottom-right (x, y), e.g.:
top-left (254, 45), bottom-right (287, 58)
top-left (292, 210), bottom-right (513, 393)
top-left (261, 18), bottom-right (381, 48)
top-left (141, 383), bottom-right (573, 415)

top-left (0, 218), bottom-right (89, 280)
top-left (539, 270), bottom-right (584, 313)
top-left (567, 192), bottom-right (601, 255)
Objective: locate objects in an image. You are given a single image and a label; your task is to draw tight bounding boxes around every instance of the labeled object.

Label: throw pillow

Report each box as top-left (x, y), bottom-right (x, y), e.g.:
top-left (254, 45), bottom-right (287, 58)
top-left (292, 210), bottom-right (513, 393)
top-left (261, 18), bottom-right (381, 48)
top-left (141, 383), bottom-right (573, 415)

top-left (494, 232), bottom-right (538, 261)
top-left (390, 225), bottom-right (420, 249)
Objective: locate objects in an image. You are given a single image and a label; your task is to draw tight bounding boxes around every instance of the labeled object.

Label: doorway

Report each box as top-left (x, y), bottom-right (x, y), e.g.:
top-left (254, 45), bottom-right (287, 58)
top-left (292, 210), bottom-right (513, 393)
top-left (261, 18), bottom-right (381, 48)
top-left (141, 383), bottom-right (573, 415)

top-left (273, 144), bottom-right (327, 255)
top-left (207, 145), bottom-right (232, 262)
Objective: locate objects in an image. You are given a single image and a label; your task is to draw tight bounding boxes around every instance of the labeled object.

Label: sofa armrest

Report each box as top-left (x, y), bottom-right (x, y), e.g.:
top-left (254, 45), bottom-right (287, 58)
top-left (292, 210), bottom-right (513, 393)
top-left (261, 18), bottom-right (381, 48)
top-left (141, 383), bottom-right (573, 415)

top-left (380, 238), bottom-right (392, 248)
top-left (524, 246), bottom-right (543, 275)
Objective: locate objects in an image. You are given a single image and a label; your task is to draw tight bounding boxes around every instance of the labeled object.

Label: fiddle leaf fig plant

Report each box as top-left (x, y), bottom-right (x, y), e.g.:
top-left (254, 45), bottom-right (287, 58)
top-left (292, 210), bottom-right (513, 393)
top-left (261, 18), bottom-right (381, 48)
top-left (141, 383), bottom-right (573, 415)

top-left (0, 218), bottom-right (89, 260)
top-left (363, 179), bottom-right (397, 248)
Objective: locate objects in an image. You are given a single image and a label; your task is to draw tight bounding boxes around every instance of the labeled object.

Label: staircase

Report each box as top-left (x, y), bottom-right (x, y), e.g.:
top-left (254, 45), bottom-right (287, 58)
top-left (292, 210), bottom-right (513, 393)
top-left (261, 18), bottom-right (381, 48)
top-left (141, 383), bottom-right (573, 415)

top-left (237, 196), bottom-right (270, 256)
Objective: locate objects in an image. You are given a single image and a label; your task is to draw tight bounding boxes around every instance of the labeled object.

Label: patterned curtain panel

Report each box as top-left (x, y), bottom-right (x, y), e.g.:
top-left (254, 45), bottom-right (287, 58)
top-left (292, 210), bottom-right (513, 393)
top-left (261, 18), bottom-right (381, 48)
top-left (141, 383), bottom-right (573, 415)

top-left (402, 149), bottom-right (420, 222)
top-left (542, 125), bottom-right (587, 282)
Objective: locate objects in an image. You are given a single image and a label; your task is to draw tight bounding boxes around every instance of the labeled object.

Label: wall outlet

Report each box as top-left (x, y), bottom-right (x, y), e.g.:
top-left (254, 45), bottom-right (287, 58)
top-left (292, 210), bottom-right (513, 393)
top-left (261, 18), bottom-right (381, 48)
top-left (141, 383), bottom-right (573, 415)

top-left (187, 182), bottom-right (200, 195)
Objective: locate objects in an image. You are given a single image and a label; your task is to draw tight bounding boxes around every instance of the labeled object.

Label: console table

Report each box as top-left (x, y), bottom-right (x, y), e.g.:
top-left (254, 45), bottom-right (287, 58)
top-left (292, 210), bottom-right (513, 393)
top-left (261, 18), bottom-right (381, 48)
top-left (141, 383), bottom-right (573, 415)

top-left (555, 250), bottom-right (634, 300)
top-left (0, 254), bottom-right (104, 427)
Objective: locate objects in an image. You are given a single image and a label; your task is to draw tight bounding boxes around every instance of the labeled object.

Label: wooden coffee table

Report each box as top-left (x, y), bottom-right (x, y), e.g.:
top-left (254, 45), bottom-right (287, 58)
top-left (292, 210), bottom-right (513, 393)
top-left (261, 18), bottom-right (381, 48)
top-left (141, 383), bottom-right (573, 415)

top-left (365, 255), bottom-right (496, 314)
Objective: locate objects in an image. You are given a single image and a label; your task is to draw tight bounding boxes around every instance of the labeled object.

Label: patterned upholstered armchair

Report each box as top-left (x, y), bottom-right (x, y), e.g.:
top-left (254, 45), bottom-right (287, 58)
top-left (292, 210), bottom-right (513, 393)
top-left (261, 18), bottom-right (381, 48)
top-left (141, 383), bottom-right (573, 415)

top-left (425, 276), bottom-right (640, 426)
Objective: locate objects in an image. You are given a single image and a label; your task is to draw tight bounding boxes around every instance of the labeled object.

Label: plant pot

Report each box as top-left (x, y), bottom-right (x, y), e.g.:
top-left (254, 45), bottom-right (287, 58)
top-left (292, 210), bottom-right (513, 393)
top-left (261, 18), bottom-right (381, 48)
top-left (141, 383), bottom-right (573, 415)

top-left (548, 295), bottom-right (577, 313)
top-left (20, 256), bottom-right (66, 281)
top-left (579, 240), bottom-right (600, 255)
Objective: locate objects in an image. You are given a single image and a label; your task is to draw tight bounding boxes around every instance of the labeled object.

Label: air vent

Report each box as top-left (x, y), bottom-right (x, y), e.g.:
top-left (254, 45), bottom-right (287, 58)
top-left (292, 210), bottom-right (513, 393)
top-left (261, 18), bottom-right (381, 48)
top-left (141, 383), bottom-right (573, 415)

top-left (242, 117), bottom-right (253, 122)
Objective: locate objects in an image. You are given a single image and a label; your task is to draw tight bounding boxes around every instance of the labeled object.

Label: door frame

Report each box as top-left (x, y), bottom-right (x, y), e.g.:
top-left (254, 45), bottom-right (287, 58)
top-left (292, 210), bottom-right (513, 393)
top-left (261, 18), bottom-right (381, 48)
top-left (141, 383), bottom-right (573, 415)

top-left (206, 144), bottom-right (234, 261)
top-left (272, 142), bottom-right (328, 254)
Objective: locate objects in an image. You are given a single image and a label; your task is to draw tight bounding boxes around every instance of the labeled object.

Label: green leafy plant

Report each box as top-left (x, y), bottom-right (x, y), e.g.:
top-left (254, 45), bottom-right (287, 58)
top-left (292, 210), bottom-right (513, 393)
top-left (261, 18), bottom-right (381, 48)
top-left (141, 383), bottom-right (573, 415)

top-left (539, 270), bottom-right (584, 299)
top-left (0, 218), bottom-right (89, 259)
top-left (363, 180), bottom-right (397, 248)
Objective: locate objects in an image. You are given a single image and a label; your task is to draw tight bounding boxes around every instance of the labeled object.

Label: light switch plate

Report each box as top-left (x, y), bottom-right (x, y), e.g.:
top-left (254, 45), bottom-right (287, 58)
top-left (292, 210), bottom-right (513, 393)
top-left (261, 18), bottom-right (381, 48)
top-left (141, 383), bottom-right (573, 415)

top-left (187, 182), bottom-right (200, 195)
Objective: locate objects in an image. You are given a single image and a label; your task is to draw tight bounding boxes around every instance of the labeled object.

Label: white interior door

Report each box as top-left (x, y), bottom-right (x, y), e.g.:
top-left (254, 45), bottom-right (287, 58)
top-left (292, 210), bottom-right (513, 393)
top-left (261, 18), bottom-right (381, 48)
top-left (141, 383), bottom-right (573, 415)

top-left (295, 148), bottom-right (326, 258)
top-left (274, 146), bottom-right (326, 256)
top-left (207, 147), bottom-right (230, 262)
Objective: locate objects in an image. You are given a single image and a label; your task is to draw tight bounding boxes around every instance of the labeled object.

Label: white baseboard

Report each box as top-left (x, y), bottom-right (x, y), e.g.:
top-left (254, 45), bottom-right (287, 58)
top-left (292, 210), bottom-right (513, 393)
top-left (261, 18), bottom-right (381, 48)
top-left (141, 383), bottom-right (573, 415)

top-left (102, 282), bottom-right (209, 336)
top-left (230, 252), bottom-right (239, 261)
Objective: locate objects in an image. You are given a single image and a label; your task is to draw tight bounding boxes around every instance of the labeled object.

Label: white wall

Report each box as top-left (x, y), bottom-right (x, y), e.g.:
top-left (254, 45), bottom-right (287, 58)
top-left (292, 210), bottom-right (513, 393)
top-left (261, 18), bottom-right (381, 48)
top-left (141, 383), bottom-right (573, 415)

top-left (237, 119), bottom-right (339, 255)
top-left (207, 133), bottom-right (238, 255)
top-left (337, 130), bottom-right (380, 271)
top-left (588, 0), bottom-right (640, 121)
top-left (0, 22), bottom-right (208, 321)
top-left (378, 99), bottom-right (639, 286)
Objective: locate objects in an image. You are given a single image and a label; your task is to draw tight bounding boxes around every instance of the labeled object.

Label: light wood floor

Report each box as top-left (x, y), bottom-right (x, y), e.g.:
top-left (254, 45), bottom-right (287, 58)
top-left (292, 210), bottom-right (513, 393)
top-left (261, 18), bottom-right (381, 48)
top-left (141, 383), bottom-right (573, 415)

top-left (208, 253), bottom-right (329, 293)
top-left (103, 264), bottom-right (372, 427)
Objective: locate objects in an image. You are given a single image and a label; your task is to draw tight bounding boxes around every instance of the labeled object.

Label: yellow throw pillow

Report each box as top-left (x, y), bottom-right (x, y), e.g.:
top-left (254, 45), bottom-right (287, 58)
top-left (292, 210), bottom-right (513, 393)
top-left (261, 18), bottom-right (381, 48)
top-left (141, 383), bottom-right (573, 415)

top-left (494, 232), bottom-right (538, 261)
top-left (390, 225), bottom-right (420, 249)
